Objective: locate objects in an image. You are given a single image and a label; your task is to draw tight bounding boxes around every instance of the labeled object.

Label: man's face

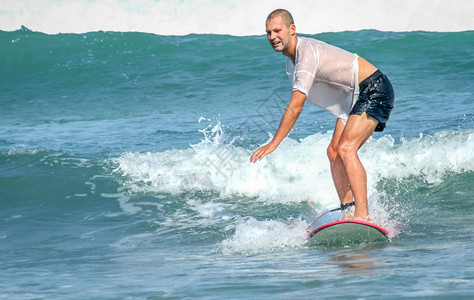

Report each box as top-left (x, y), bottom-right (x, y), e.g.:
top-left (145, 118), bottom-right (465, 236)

top-left (265, 16), bottom-right (293, 53)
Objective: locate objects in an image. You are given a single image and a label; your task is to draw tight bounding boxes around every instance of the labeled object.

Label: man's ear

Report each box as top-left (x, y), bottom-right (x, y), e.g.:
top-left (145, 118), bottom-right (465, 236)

top-left (290, 24), bottom-right (296, 35)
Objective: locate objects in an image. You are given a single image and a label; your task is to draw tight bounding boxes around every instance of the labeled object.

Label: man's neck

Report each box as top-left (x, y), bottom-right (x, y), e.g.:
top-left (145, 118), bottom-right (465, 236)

top-left (283, 35), bottom-right (298, 63)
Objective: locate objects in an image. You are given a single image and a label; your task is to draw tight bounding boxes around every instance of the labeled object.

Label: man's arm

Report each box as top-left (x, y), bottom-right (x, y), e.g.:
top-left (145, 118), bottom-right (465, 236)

top-left (250, 90), bottom-right (306, 163)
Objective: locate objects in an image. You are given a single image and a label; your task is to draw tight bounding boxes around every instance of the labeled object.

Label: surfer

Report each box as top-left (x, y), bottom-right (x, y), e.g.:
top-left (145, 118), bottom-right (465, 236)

top-left (250, 9), bottom-right (395, 221)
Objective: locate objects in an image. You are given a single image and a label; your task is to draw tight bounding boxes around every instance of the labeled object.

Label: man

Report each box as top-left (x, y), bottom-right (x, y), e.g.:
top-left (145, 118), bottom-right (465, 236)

top-left (250, 9), bottom-right (394, 221)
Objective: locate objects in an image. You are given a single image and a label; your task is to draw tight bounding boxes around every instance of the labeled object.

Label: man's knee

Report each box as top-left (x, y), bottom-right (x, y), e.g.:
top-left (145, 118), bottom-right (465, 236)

top-left (327, 143), bottom-right (338, 163)
top-left (336, 141), bottom-right (357, 162)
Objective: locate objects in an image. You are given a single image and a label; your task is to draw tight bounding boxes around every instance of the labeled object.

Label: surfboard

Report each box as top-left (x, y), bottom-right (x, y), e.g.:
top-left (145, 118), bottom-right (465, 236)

top-left (308, 220), bottom-right (390, 248)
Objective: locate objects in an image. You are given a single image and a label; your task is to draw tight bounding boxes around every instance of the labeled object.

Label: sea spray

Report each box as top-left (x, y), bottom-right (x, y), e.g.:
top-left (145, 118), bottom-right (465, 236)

top-left (219, 217), bottom-right (309, 255)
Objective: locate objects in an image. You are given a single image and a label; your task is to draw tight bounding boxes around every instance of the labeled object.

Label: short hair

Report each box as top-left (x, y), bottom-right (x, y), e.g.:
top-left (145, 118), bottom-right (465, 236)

top-left (266, 9), bottom-right (295, 28)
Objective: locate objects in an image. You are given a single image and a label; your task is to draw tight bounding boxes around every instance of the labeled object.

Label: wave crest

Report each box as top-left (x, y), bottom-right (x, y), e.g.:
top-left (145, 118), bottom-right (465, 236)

top-left (2, 0), bottom-right (473, 35)
top-left (110, 121), bottom-right (474, 206)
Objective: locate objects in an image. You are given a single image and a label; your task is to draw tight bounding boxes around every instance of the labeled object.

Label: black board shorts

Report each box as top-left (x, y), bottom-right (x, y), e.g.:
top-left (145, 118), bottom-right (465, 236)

top-left (350, 70), bottom-right (395, 132)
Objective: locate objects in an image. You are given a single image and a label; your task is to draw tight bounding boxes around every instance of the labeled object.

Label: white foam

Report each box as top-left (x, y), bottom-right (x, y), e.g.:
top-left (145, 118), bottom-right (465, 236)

top-left (108, 125), bottom-right (474, 245)
top-left (219, 217), bottom-right (309, 255)
top-left (111, 121), bottom-right (474, 209)
top-left (111, 122), bottom-right (337, 205)
top-left (2, 0), bottom-right (473, 35)
top-left (363, 130), bottom-right (474, 185)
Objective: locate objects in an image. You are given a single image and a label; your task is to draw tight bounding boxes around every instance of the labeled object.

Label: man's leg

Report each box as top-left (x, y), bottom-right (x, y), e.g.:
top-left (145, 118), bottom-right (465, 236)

top-left (328, 119), bottom-right (353, 207)
top-left (336, 113), bottom-right (378, 221)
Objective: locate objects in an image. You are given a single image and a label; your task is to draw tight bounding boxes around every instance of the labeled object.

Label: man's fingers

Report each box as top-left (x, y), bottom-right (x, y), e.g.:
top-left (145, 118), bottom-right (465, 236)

top-left (250, 148), bottom-right (263, 163)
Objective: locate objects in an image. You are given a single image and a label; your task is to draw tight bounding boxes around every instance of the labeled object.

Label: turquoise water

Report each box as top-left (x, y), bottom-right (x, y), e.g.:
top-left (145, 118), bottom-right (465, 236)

top-left (1, 27), bottom-right (474, 298)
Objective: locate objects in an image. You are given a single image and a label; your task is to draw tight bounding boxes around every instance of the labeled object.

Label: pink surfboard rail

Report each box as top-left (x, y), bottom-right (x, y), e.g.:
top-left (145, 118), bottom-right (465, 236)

top-left (308, 219), bottom-right (390, 238)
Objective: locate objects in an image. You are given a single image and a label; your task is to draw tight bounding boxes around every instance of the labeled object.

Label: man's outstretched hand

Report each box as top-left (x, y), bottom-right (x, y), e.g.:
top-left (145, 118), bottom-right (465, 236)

top-left (250, 143), bottom-right (277, 163)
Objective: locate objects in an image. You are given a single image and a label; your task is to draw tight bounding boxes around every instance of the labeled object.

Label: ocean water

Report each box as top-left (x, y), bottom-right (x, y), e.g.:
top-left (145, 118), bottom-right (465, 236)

top-left (1, 1), bottom-right (474, 299)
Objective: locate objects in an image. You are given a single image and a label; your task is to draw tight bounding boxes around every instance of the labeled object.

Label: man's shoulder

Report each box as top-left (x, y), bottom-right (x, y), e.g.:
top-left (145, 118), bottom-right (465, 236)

top-left (295, 36), bottom-right (322, 61)
top-left (296, 36), bottom-right (325, 53)
top-left (298, 36), bottom-right (322, 45)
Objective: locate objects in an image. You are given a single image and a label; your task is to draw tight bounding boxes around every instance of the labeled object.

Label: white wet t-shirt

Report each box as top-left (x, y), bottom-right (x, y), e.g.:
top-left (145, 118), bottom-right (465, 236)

top-left (286, 36), bottom-right (360, 122)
